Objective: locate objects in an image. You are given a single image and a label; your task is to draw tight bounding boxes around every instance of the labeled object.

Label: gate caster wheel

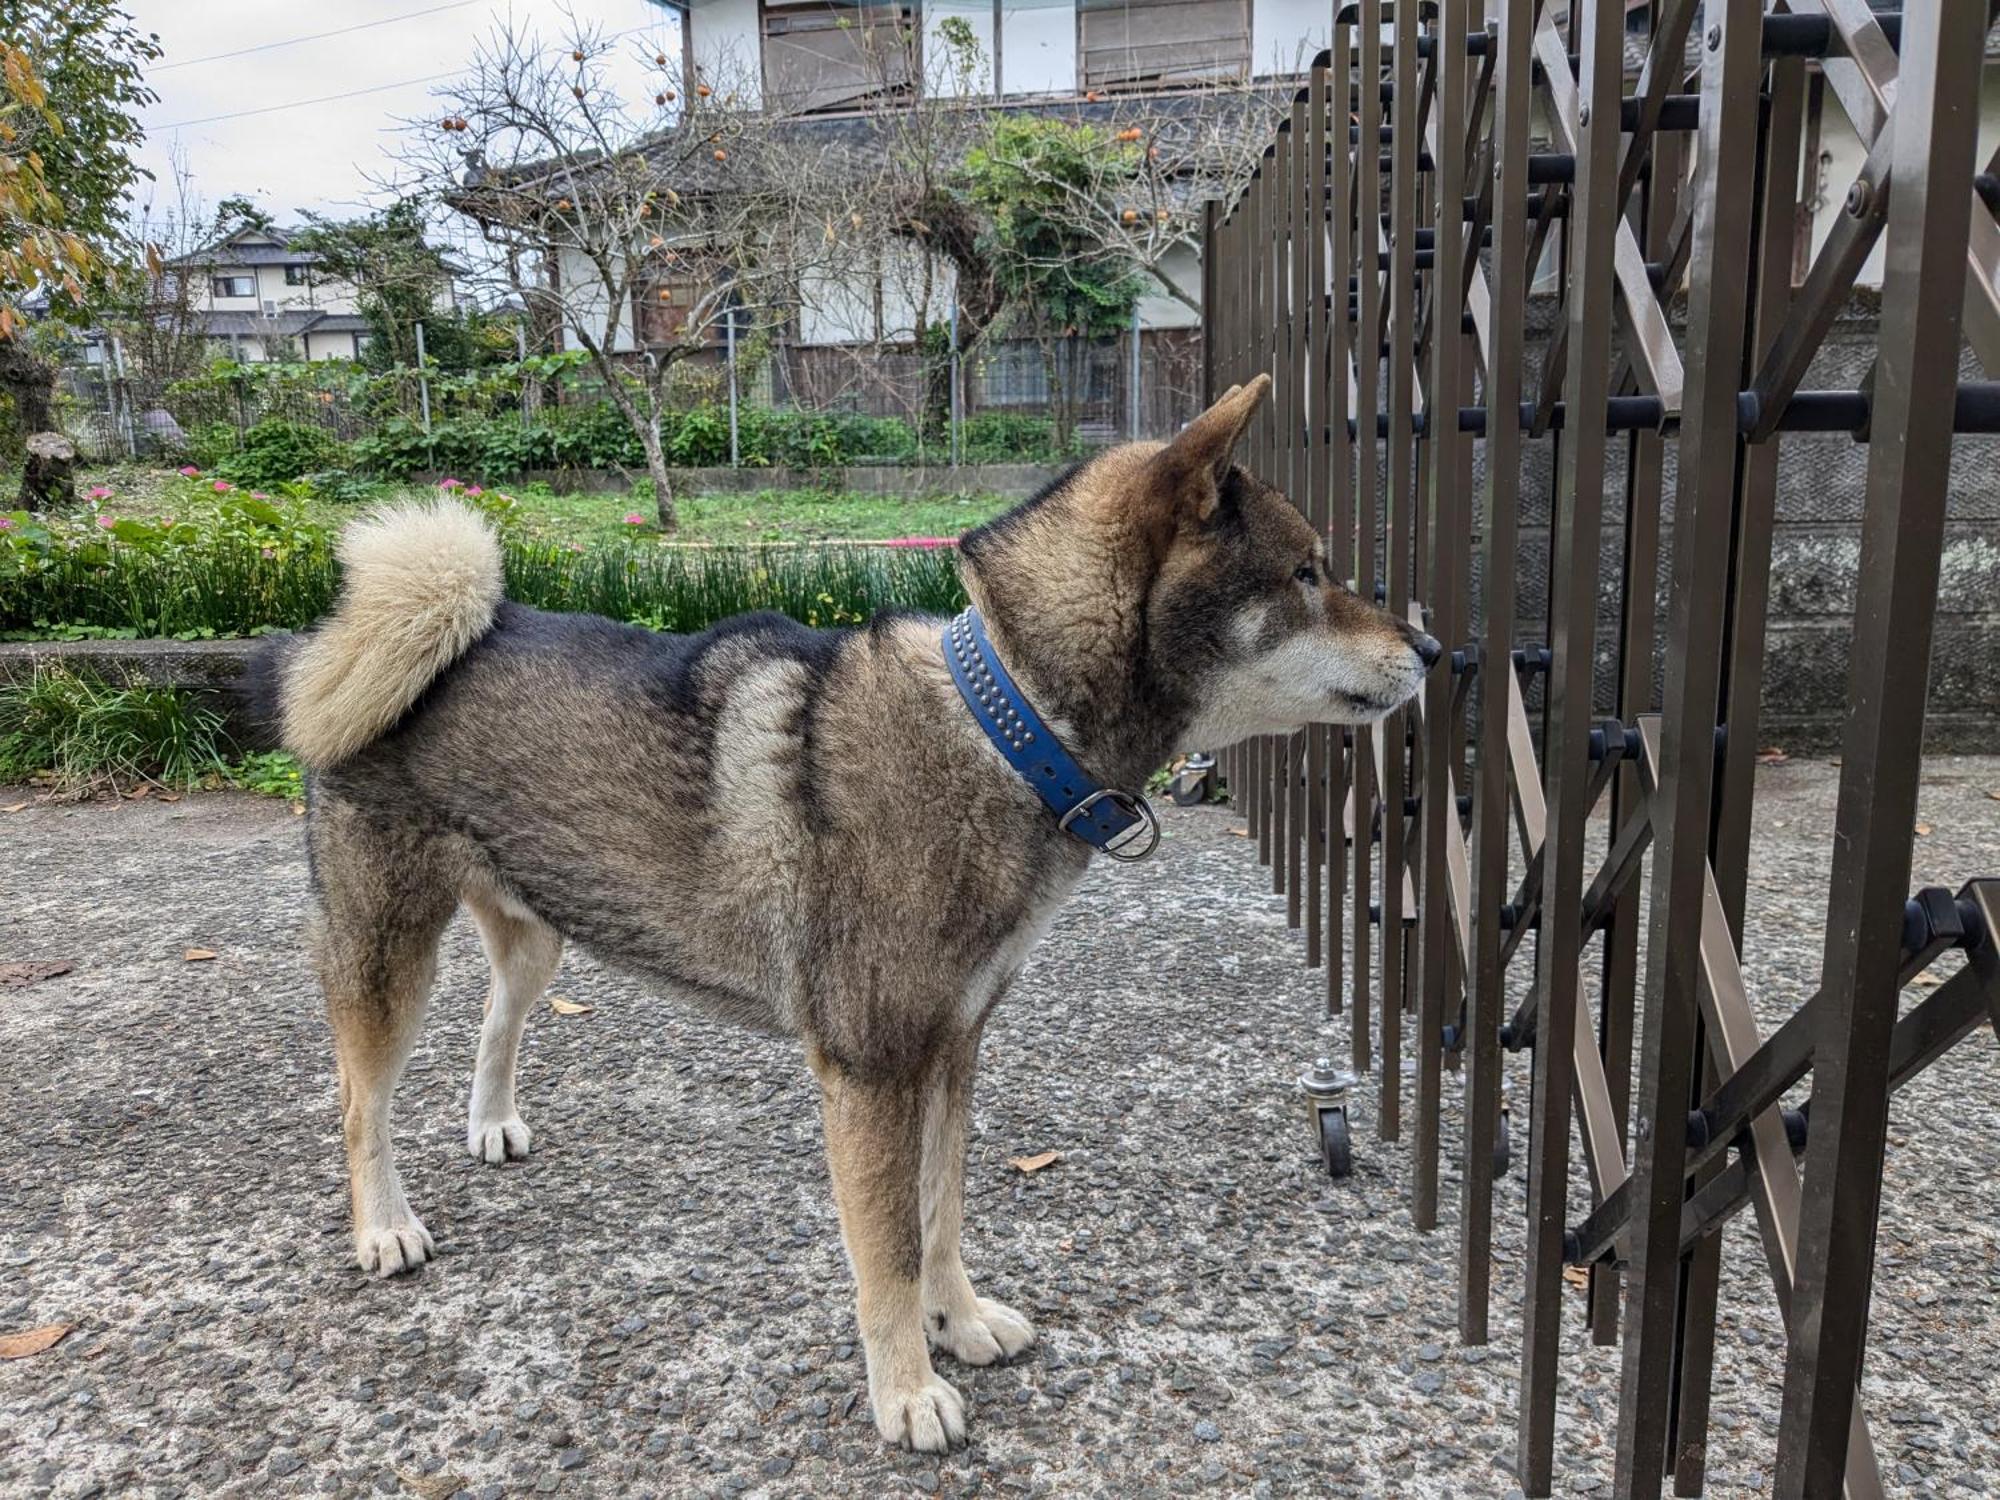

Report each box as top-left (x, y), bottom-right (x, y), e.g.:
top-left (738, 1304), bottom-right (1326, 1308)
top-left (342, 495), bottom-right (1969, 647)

top-left (1493, 1110), bottom-right (1512, 1177)
top-left (1317, 1105), bottom-right (1354, 1179)
top-left (1169, 753), bottom-right (1216, 806)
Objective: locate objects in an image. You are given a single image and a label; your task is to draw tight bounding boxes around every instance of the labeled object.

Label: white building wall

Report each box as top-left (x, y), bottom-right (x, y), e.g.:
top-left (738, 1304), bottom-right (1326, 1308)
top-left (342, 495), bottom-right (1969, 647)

top-left (1805, 69), bottom-right (2000, 289)
top-left (693, 0), bottom-right (764, 105)
top-left (1135, 243), bottom-right (1202, 330)
top-left (1251, 0), bottom-right (1327, 79)
top-left (998, 2), bottom-right (1076, 95)
top-left (555, 246), bottom-right (638, 353)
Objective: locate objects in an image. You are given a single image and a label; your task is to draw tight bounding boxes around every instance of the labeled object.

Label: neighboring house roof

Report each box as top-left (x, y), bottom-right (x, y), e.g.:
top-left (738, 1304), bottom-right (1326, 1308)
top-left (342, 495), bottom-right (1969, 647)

top-left (199, 309), bottom-right (363, 338)
top-left (168, 227), bottom-right (322, 270)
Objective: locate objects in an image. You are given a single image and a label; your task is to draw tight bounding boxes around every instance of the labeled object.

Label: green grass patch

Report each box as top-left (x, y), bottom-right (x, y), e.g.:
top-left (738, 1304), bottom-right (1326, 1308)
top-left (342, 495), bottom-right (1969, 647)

top-left (0, 666), bottom-right (235, 789)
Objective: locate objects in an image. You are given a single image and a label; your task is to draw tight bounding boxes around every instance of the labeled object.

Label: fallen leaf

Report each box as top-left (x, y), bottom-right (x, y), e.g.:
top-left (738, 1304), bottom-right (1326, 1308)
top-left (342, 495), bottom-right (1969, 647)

top-left (183, 948), bottom-right (217, 962)
top-left (1909, 969), bottom-right (1945, 988)
top-left (397, 1471), bottom-right (469, 1500)
top-left (0, 1323), bottom-right (72, 1359)
top-left (0, 961), bottom-right (73, 988)
top-left (1914, 823), bottom-right (1933, 837)
top-left (1561, 1266), bottom-right (1590, 1290)
top-left (1755, 746), bottom-right (1788, 765)
top-left (1988, 790), bottom-right (2000, 802)
top-left (158, 792), bottom-right (181, 804)
top-left (548, 996), bottom-right (593, 1016)
top-left (126, 784), bottom-right (152, 800)
top-left (1, 801), bottom-right (28, 813)
top-left (1227, 827), bottom-right (1250, 839)
top-left (1008, 1150), bottom-right (1062, 1174)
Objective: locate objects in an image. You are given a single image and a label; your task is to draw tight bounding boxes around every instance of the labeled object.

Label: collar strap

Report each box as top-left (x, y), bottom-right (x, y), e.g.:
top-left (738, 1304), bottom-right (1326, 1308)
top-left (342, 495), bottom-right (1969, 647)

top-left (943, 607), bottom-right (1160, 861)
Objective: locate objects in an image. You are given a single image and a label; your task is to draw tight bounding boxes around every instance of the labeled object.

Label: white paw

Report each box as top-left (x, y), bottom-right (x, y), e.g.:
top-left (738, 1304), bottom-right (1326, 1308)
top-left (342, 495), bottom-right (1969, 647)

top-left (929, 1297), bottom-right (1036, 1366)
top-left (355, 1218), bottom-right (434, 1277)
top-left (871, 1372), bottom-right (967, 1453)
top-left (467, 1115), bottom-right (531, 1164)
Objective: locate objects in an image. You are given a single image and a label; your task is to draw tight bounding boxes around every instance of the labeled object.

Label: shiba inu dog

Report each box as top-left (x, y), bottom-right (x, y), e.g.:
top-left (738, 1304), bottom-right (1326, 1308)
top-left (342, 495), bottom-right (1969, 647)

top-left (249, 374), bottom-right (1436, 1453)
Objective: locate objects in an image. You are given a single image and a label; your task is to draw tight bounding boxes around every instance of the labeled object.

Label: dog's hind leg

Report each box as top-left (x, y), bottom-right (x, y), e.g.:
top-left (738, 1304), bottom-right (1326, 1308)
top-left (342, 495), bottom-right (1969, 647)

top-left (811, 1051), bottom-right (965, 1454)
top-left (309, 798), bottom-right (459, 1278)
top-left (461, 882), bottom-right (561, 1164)
top-left (919, 1032), bottom-right (1035, 1367)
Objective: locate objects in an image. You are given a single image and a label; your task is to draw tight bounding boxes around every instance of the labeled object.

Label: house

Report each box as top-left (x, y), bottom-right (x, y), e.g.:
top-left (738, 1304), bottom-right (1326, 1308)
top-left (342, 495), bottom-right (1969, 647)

top-left (166, 226), bottom-right (451, 364)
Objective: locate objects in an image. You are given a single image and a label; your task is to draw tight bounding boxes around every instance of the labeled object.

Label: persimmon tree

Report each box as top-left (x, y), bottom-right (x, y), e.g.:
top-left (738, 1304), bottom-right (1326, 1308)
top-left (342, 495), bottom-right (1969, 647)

top-left (402, 16), bottom-right (836, 527)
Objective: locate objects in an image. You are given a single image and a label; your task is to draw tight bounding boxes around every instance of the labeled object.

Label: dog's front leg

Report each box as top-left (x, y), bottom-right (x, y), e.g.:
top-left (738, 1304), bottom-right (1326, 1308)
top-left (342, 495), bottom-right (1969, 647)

top-left (920, 1034), bottom-right (1035, 1365)
top-left (814, 1057), bottom-right (965, 1453)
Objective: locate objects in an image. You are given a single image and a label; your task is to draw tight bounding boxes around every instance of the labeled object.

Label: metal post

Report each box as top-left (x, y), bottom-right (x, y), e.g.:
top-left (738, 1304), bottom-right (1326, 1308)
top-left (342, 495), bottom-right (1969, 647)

top-left (950, 299), bottom-right (963, 468)
top-left (1128, 301), bottom-right (1142, 441)
top-left (1774, 6), bottom-right (1986, 1494)
top-left (725, 304), bottom-right (740, 469)
top-left (414, 320), bottom-right (432, 435)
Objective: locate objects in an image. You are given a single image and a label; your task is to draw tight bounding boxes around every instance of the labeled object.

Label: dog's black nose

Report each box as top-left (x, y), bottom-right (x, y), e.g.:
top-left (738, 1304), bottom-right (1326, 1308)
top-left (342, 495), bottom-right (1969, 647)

top-left (1413, 634), bottom-right (1444, 668)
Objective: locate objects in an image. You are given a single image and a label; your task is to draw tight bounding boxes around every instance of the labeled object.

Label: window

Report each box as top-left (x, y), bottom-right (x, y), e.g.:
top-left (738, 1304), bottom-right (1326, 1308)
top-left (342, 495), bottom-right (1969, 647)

top-left (762, 0), bottom-right (917, 114)
top-left (284, 264), bottom-right (311, 287)
top-left (211, 274), bottom-right (256, 298)
top-left (1078, 0), bottom-right (1249, 91)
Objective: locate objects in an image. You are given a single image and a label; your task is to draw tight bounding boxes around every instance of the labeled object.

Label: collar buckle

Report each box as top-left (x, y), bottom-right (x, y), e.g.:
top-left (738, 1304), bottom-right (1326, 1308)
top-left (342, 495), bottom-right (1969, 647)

top-left (1058, 788), bottom-right (1162, 863)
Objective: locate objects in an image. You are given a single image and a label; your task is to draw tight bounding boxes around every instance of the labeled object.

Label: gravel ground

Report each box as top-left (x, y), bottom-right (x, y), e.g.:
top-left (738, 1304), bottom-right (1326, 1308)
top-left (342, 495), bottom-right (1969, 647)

top-left (2, 758), bottom-right (1997, 1500)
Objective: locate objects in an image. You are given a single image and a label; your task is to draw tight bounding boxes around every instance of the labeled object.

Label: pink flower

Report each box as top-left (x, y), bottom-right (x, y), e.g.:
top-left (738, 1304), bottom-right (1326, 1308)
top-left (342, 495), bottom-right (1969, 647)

top-left (87, 486), bottom-right (112, 500)
top-left (212, 480), bottom-right (233, 493)
top-left (250, 491), bottom-right (267, 501)
top-left (466, 485), bottom-right (484, 497)
top-left (178, 465), bottom-right (200, 477)
top-left (623, 512), bottom-right (645, 526)
top-left (884, 535), bottom-right (954, 549)
top-left (439, 477), bottom-right (464, 491)
top-left (97, 515), bottom-right (115, 529)
top-left (0, 517), bottom-right (15, 530)
top-left (568, 542), bottom-right (585, 553)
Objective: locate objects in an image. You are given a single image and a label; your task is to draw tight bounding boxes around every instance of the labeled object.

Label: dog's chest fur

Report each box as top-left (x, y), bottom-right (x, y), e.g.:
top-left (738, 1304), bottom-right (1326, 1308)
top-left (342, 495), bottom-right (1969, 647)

top-left (326, 602), bottom-right (1090, 1077)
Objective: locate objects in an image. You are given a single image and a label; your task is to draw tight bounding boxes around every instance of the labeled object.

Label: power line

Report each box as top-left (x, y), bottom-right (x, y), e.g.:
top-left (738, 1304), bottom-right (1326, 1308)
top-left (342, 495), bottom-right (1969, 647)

top-left (151, 1), bottom-right (482, 72)
top-left (156, 74), bottom-right (446, 130)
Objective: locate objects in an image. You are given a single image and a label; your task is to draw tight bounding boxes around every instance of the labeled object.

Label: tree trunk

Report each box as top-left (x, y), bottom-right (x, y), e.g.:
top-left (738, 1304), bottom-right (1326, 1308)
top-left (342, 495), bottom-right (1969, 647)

top-left (642, 422), bottom-right (677, 530)
top-left (0, 337), bottom-right (58, 438)
top-left (19, 431), bottom-right (77, 511)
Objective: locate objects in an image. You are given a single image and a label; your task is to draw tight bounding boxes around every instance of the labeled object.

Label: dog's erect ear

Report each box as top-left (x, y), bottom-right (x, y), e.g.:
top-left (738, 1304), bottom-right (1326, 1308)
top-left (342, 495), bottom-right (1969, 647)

top-left (1153, 373), bottom-right (1270, 521)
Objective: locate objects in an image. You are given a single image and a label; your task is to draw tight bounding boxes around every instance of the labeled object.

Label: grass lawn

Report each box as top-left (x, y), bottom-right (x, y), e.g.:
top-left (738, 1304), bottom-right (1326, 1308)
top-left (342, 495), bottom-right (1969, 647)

top-left (66, 464), bottom-right (1016, 545)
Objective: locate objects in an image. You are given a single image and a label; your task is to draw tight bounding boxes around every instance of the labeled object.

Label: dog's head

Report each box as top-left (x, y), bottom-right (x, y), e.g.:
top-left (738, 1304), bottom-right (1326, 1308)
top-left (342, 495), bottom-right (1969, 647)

top-left (960, 374), bottom-right (1438, 760)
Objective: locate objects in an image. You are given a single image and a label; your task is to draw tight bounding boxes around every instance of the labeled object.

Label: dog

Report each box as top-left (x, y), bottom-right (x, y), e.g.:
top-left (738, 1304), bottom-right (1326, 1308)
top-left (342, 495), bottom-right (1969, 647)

top-left (248, 373), bottom-right (1436, 1453)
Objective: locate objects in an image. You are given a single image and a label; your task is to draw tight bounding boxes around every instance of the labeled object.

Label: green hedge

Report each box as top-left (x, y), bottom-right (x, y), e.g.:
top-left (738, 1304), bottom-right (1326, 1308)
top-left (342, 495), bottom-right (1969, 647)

top-left (346, 404), bottom-right (1074, 481)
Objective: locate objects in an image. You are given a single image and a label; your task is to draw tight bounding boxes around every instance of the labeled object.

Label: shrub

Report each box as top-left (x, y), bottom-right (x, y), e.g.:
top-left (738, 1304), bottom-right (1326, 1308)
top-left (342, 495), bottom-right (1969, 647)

top-left (0, 665), bottom-right (236, 788)
top-left (218, 419), bottom-right (349, 488)
top-left (959, 413), bottom-right (1081, 465)
top-left (1, 475), bottom-right (965, 640)
top-left (185, 420), bottom-right (243, 471)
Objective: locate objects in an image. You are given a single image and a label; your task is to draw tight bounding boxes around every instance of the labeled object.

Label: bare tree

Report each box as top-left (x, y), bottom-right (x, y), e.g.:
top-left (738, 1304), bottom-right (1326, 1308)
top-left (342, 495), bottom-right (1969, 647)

top-left (400, 13), bottom-right (839, 527)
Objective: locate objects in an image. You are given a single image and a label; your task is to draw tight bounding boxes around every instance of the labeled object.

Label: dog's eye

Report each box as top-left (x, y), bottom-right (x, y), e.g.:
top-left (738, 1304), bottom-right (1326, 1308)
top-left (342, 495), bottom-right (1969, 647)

top-left (1294, 564), bottom-right (1319, 586)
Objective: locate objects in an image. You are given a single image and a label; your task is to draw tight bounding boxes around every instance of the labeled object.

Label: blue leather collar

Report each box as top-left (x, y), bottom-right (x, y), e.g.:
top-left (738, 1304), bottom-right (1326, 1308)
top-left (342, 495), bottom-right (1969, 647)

top-left (943, 607), bottom-right (1161, 861)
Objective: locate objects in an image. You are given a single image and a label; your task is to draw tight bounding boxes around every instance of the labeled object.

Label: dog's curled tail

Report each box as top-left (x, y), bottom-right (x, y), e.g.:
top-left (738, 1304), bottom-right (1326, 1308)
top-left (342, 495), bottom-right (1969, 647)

top-left (264, 499), bottom-right (504, 770)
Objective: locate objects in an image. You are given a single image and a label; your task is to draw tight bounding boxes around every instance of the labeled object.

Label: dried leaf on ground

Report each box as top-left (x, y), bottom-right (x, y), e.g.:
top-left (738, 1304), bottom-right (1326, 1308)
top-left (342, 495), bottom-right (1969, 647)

top-left (1227, 827), bottom-right (1250, 839)
top-left (1755, 747), bottom-right (1788, 765)
top-left (397, 1471), bottom-right (469, 1500)
top-left (1910, 969), bottom-right (1945, 989)
top-left (0, 1323), bottom-right (73, 1359)
top-left (0, 961), bottom-right (73, 988)
top-left (1561, 1266), bottom-right (1590, 1290)
top-left (1988, 790), bottom-right (2000, 802)
top-left (548, 996), bottom-right (593, 1016)
top-left (127, 784), bottom-right (152, 800)
top-left (183, 948), bottom-right (217, 962)
top-left (1008, 1150), bottom-right (1062, 1174)
top-left (1, 801), bottom-right (29, 814)
top-left (1914, 823), bottom-right (1933, 837)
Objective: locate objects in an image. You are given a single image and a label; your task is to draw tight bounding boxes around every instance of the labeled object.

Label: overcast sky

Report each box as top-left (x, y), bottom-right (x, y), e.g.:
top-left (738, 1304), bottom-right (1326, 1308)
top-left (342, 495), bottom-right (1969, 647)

top-left (127, 1), bottom-right (682, 224)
